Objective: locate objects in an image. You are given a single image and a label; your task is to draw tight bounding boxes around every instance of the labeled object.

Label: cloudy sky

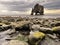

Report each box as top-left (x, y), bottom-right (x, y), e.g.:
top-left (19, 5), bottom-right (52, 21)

top-left (0, 0), bottom-right (60, 15)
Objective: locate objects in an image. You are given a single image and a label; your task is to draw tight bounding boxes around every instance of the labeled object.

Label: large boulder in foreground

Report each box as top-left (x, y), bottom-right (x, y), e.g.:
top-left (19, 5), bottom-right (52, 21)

top-left (28, 32), bottom-right (45, 45)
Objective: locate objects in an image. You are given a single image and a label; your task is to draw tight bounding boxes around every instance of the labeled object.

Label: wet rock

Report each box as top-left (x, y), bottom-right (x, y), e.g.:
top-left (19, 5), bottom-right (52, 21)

top-left (31, 24), bottom-right (40, 31)
top-left (2, 40), bottom-right (28, 45)
top-left (52, 26), bottom-right (60, 36)
top-left (0, 24), bottom-right (13, 32)
top-left (55, 22), bottom-right (60, 26)
top-left (47, 34), bottom-right (58, 40)
top-left (15, 34), bottom-right (28, 42)
top-left (15, 21), bottom-right (31, 35)
top-left (7, 29), bottom-right (16, 36)
top-left (3, 25), bottom-right (13, 30)
top-left (50, 21), bottom-right (60, 27)
top-left (31, 24), bottom-right (53, 34)
top-left (0, 23), bottom-right (6, 26)
top-left (52, 26), bottom-right (60, 31)
top-left (28, 32), bottom-right (45, 45)
top-left (0, 27), bottom-right (4, 32)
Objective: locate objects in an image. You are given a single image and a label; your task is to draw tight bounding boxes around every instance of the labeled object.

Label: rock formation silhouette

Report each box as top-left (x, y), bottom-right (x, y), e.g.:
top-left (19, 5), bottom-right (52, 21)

top-left (31, 3), bottom-right (44, 15)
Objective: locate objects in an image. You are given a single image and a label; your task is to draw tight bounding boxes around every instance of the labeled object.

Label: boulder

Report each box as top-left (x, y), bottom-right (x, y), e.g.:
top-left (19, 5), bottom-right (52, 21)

top-left (3, 40), bottom-right (28, 45)
top-left (31, 24), bottom-right (53, 34)
top-left (15, 21), bottom-right (31, 35)
top-left (28, 32), bottom-right (45, 45)
top-left (3, 25), bottom-right (12, 30)
top-left (52, 26), bottom-right (60, 34)
top-left (0, 27), bottom-right (4, 32)
top-left (31, 24), bottom-right (40, 31)
top-left (52, 26), bottom-right (60, 31)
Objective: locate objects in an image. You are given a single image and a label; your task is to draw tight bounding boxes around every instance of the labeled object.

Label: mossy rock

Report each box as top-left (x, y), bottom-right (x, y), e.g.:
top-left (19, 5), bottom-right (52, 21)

top-left (32, 32), bottom-right (45, 39)
top-left (52, 26), bottom-right (60, 31)
top-left (28, 32), bottom-right (45, 45)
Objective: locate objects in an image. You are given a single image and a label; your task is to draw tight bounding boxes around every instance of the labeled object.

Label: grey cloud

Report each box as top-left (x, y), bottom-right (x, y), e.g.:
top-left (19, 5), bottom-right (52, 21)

top-left (0, 0), bottom-right (60, 12)
top-left (0, 1), bottom-right (36, 11)
top-left (0, 0), bottom-right (44, 12)
top-left (43, 1), bottom-right (60, 10)
top-left (0, 1), bottom-right (27, 5)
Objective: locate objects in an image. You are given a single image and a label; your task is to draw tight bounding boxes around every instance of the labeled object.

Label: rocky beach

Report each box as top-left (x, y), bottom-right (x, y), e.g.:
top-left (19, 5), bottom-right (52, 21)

top-left (0, 16), bottom-right (60, 45)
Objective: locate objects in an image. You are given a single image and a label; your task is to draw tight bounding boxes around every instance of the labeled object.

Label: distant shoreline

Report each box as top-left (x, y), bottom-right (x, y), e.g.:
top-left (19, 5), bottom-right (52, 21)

top-left (0, 14), bottom-right (60, 19)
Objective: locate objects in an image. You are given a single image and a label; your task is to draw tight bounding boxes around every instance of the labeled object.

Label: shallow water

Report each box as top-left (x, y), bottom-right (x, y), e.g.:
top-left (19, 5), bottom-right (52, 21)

top-left (0, 30), bottom-right (11, 45)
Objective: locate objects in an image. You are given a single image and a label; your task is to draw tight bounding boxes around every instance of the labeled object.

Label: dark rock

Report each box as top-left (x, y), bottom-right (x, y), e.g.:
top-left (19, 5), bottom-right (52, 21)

top-left (3, 25), bottom-right (13, 30)
top-left (15, 23), bottom-right (31, 35)
top-left (0, 27), bottom-right (4, 31)
top-left (0, 25), bottom-right (13, 32)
